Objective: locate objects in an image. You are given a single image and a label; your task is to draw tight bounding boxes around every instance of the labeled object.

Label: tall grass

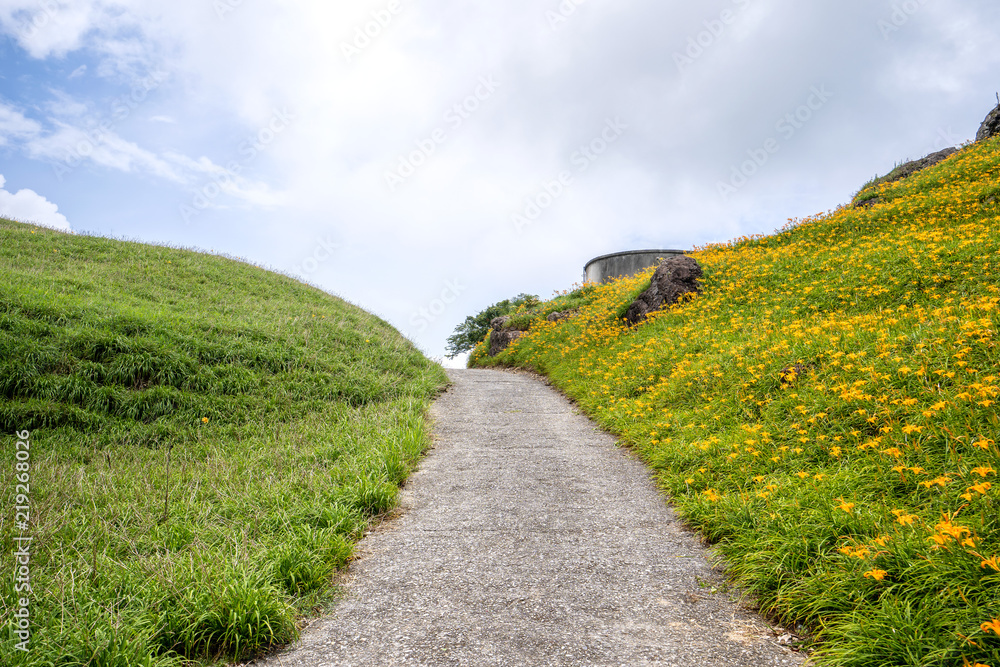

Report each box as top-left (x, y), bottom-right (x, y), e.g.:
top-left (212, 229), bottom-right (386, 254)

top-left (474, 137), bottom-right (1000, 666)
top-left (0, 220), bottom-right (447, 665)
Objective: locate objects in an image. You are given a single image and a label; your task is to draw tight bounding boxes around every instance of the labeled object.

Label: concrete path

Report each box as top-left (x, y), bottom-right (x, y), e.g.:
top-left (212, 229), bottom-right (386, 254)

top-left (253, 369), bottom-right (805, 666)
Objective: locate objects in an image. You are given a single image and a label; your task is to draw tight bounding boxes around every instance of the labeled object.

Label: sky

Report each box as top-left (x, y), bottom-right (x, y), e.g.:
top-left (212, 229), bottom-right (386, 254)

top-left (0, 0), bottom-right (998, 366)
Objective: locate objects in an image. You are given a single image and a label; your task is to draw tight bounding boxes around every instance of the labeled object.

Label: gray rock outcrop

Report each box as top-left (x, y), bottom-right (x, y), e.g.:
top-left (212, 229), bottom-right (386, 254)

top-left (488, 316), bottom-right (528, 357)
top-left (882, 147), bottom-right (958, 185)
top-left (623, 255), bottom-right (702, 326)
top-left (853, 147), bottom-right (959, 208)
top-left (977, 101), bottom-right (1000, 142)
top-left (546, 310), bottom-right (575, 323)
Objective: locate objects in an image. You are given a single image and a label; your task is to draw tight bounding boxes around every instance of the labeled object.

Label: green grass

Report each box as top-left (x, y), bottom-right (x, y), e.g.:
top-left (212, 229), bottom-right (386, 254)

top-left (0, 219), bottom-right (448, 665)
top-left (474, 137), bottom-right (1000, 666)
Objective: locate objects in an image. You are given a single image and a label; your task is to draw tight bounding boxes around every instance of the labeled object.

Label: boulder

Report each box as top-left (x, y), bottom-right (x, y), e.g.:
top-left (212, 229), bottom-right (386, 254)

top-left (623, 255), bottom-right (702, 326)
top-left (489, 329), bottom-right (523, 357)
top-left (488, 316), bottom-right (530, 357)
top-left (882, 147), bottom-right (958, 184)
top-left (546, 310), bottom-right (575, 323)
top-left (977, 101), bottom-right (1000, 142)
top-left (852, 147), bottom-right (958, 208)
top-left (490, 315), bottom-right (514, 330)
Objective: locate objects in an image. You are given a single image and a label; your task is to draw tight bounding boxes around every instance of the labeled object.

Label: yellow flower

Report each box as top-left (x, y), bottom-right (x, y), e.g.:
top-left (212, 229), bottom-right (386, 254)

top-left (201, 417), bottom-right (209, 423)
top-left (967, 482), bottom-right (992, 495)
top-left (981, 619), bottom-right (1000, 636)
top-left (919, 475), bottom-right (951, 489)
top-left (929, 516), bottom-right (973, 547)
top-left (979, 555), bottom-right (1000, 572)
top-left (971, 466), bottom-right (996, 478)
top-left (835, 497), bottom-right (855, 514)
top-left (863, 569), bottom-right (888, 581)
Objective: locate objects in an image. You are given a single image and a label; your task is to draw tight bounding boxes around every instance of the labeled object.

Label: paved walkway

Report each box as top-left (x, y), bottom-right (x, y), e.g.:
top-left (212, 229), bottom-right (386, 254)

top-left (254, 369), bottom-right (805, 666)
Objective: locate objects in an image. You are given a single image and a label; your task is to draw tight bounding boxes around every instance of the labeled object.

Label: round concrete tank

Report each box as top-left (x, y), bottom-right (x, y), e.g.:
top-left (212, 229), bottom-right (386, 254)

top-left (584, 249), bottom-right (687, 285)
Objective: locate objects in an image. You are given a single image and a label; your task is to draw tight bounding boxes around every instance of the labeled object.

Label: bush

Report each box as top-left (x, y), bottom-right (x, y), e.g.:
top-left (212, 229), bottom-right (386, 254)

top-left (445, 293), bottom-right (539, 357)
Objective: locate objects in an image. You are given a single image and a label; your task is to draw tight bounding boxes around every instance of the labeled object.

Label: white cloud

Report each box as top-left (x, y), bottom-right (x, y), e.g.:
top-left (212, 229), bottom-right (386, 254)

top-left (0, 102), bottom-right (42, 146)
top-left (165, 152), bottom-right (288, 210)
top-left (0, 0), bottom-right (106, 59)
top-left (2, 0), bottom-right (1000, 358)
top-left (0, 1), bottom-right (155, 77)
top-left (0, 174), bottom-right (71, 231)
top-left (23, 120), bottom-right (186, 182)
top-left (45, 89), bottom-right (91, 118)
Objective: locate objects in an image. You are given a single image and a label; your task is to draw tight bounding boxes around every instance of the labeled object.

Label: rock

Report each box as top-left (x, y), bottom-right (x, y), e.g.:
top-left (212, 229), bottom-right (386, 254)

top-left (488, 316), bottom-right (530, 357)
top-left (489, 329), bottom-right (523, 357)
top-left (546, 310), bottom-right (576, 323)
top-left (490, 316), bottom-right (513, 331)
top-left (884, 147), bottom-right (958, 184)
top-left (856, 196), bottom-right (881, 209)
top-left (853, 147), bottom-right (959, 207)
top-left (977, 101), bottom-right (1000, 142)
top-left (623, 255), bottom-right (702, 326)
top-left (779, 363), bottom-right (810, 386)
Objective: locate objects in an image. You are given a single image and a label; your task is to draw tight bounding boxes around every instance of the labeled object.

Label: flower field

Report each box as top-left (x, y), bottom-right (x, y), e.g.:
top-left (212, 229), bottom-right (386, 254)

top-left (473, 137), bottom-right (1000, 666)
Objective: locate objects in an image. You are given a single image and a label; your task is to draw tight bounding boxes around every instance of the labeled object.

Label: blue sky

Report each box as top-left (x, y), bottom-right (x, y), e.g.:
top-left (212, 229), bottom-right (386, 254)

top-left (1, 0), bottom-right (998, 365)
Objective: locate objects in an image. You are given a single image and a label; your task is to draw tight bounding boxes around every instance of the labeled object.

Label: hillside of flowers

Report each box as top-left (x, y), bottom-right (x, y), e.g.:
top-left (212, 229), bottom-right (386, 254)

top-left (472, 137), bottom-right (1000, 666)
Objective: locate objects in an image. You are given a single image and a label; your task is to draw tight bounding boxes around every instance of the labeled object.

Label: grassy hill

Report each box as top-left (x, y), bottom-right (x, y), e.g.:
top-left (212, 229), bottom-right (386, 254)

top-left (474, 136), bottom-right (1000, 666)
top-left (0, 220), bottom-right (447, 666)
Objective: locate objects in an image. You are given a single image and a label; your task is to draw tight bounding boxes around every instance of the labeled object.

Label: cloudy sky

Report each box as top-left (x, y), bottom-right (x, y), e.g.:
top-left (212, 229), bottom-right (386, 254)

top-left (1, 0), bottom-right (998, 364)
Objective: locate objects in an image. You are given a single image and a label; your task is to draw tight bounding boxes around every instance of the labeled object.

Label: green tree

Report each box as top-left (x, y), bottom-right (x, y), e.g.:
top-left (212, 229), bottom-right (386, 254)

top-left (446, 293), bottom-right (539, 357)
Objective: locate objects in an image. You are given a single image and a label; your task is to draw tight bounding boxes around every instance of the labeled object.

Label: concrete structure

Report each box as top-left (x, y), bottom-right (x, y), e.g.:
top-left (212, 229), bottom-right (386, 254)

top-left (584, 249), bottom-right (687, 284)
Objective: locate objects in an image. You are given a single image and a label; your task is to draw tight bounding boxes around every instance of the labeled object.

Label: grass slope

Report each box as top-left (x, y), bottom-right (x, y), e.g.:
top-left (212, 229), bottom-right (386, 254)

top-left (474, 137), bottom-right (1000, 667)
top-left (0, 220), bottom-right (447, 666)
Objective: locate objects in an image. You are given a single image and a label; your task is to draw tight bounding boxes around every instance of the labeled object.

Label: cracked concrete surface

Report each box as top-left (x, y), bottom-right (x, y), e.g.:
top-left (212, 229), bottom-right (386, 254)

top-left (251, 369), bottom-right (806, 666)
